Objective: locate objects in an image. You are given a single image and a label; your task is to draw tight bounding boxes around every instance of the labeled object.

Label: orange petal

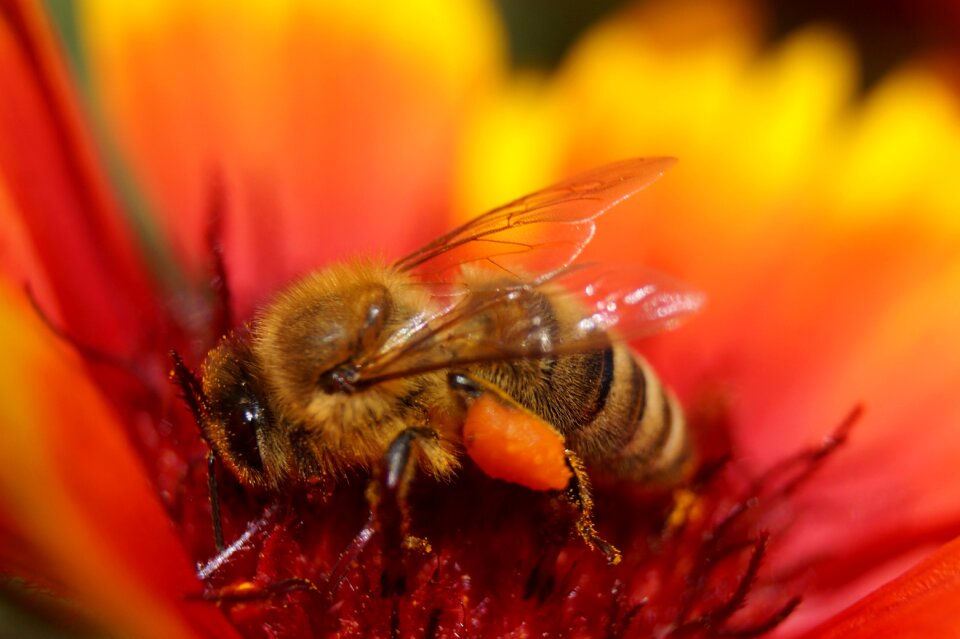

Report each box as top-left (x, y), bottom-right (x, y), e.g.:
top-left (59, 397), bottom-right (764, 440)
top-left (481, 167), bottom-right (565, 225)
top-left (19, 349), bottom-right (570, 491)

top-left (80, 0), bottom-right (504, 315)
top-left (0, 280), bottom-right (238, 639)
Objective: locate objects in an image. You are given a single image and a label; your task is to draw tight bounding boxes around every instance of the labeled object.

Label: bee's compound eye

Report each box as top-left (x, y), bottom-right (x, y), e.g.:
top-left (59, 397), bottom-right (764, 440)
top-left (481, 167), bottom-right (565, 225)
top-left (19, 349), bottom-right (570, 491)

top-left (226, 398), bottom-right (265, 473)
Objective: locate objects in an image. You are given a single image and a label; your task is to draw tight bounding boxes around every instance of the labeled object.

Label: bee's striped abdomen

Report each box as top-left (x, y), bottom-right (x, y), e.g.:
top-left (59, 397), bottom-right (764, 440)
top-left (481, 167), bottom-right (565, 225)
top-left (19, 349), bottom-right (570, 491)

top-left (470, 286), bottom-right (692, 486)
top-left (559, 345), bottom-right (691, 484)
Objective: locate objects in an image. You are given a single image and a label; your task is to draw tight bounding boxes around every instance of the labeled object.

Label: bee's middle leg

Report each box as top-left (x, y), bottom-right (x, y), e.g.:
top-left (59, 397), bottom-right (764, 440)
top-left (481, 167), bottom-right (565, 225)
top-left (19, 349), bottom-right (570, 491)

top-left (369, 428), bottom-right (435, 597)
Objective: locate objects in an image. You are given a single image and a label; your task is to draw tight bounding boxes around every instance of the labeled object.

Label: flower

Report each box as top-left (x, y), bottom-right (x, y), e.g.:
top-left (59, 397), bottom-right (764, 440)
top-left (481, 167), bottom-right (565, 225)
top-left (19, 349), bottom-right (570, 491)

top-left (1, 0), bottom-right (960, 637)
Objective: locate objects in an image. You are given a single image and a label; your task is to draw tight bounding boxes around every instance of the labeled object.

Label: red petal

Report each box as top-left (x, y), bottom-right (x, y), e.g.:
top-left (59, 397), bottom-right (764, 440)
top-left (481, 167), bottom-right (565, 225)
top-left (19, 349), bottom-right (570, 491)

top-left (801, 535), bottom-right (960, 639)
top-left (0, 0), bottom-right (161, 350)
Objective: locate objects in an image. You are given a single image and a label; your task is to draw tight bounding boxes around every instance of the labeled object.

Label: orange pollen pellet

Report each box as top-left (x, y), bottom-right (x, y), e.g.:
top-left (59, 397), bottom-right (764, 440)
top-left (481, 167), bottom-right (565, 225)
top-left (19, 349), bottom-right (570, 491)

top-left (463, 394), bottom-right (572, 491)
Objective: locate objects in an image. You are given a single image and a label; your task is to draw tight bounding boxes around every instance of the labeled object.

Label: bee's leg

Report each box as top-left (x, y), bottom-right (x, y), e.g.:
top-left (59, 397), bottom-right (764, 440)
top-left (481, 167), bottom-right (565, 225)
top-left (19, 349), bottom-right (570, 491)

top-left (564, 450), bottom-right (622, 565)
top-left (193, 506), bottom-right (328, 606)
top-left (195, 577), bottom-right (323, 603)
top-left (368, 428), bottom-right (434, 598)
top-left (327, 429), bottom-right (434, 600)
top-left (448, 372), bottom-right (618, 562)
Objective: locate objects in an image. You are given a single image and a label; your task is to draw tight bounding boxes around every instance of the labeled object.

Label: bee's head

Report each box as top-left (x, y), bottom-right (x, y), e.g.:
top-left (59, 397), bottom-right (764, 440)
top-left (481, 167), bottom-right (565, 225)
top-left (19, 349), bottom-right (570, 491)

top-left (193, 337), bottom-right (288, 490)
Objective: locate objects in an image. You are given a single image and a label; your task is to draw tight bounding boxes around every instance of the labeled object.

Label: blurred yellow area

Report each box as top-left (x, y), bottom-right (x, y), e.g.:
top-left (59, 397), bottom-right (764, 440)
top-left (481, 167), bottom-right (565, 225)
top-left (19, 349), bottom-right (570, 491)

top-left (72, 0), bottom-right (960, 246)
top-left (454, 0), bottom-right (960, 237)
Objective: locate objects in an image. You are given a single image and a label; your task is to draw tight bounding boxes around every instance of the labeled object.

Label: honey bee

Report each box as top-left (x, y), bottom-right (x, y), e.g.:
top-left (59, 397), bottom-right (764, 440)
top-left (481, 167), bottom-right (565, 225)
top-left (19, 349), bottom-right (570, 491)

top-left (172, 157), bottom-right (702, 564)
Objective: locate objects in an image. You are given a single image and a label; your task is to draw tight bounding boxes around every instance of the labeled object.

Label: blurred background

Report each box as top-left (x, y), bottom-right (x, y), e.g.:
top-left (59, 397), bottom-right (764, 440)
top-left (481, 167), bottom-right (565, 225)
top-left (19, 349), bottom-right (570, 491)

top-left (48, 0), bottom-right (960, 89)
top-left (38, 0), bottom-right (960, 261)
top-left (3, 0), bottom-right (959, 636)
top-left (495, 0), bottom-right (958, 87)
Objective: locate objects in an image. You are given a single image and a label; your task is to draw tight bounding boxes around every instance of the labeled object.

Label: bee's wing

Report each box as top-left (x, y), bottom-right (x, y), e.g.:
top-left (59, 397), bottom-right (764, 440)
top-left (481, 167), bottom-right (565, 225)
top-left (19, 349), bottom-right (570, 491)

top-left (393, 157), bottom-right (676, 283)
top-left (353, 264), bottom-right (703, 385)
top-left (549, 264), bottom-right (705, 338)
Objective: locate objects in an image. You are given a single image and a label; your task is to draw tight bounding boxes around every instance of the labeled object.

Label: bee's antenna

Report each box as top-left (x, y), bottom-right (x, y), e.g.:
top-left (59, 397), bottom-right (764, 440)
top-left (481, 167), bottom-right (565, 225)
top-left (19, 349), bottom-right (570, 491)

top-left (169, 350), bottom-right (224, 551)
top-left (169, 350), bottom-right (209, 427)
top-left (207, 451), bottom-right (224, 552)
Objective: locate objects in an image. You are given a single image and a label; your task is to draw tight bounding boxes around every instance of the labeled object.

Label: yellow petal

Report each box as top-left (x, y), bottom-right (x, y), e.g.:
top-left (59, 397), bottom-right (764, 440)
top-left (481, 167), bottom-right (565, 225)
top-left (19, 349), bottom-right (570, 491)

top-left (830, 64), bottom-right (960, 232)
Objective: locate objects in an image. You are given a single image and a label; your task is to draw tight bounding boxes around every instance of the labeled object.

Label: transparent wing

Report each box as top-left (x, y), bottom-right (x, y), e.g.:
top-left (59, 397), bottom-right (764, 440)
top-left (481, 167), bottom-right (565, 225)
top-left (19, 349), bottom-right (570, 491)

top-left (393, 157), bottom-right (676, 283)
top-left (551, 264), bottom-right (705, 338)
top-left (353, 264), bottom-right (703, 386)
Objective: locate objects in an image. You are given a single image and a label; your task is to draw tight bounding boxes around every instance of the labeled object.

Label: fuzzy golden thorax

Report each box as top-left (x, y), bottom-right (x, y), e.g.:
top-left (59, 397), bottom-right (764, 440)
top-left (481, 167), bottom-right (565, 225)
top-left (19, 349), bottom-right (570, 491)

top-left (250, 261), bottom-right (447, 474)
